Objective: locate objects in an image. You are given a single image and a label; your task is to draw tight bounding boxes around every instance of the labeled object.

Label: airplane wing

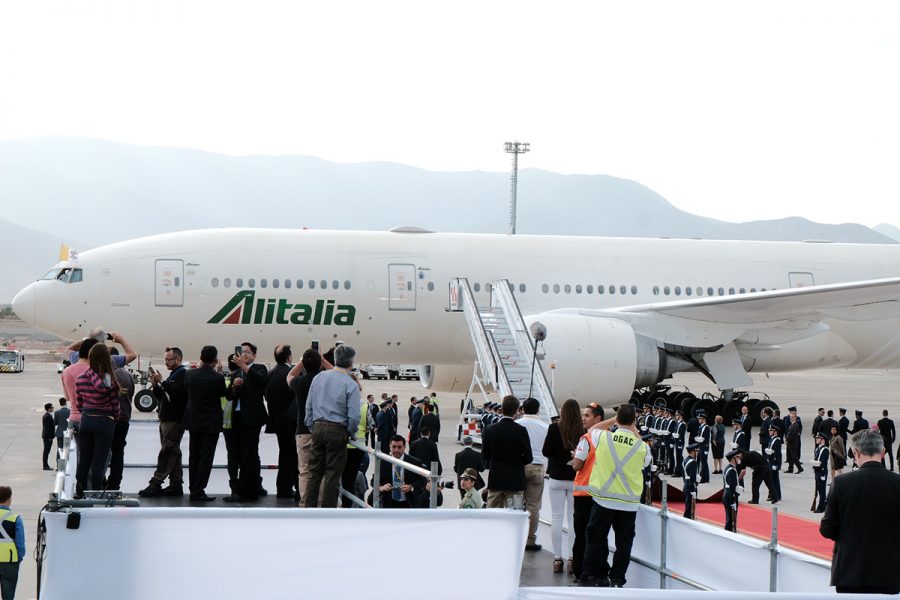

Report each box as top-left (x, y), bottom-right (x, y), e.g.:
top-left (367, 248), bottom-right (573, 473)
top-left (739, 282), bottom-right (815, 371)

top-left (536, 276), bottom-right (900, 388)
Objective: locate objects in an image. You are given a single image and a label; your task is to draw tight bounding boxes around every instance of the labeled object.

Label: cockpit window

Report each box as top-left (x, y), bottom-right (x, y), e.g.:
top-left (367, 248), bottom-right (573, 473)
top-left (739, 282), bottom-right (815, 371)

top-left (54, 268), bottom-right (83, 283)
top-left (42, 269), bottom-right (60, 280)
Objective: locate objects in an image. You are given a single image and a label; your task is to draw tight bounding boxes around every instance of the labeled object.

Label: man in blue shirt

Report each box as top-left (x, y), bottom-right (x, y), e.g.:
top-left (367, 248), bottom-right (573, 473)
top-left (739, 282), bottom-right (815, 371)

top-left (0, 485), bottom-right (25, 599)
top-left (304, 345), bottom-right (362, 508)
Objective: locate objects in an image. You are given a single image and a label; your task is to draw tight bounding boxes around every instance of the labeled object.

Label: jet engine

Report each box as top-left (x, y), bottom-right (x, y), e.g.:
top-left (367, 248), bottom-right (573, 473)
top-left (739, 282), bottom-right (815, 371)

top-left (417, 364), bottom-right (474, 394)
top-left (525, 313), bottom-right (694, 404)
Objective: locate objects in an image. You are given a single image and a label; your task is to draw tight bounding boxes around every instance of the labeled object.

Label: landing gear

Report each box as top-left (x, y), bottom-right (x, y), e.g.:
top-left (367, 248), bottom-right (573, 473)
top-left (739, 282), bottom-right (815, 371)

top-left (630, 386), bottom-right (779, 423)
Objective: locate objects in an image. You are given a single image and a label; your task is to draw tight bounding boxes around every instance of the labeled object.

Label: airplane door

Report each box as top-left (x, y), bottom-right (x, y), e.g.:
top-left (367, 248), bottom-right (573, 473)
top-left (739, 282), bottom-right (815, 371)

top-left (788, 271), bottom-right (815, 288)
top-left (155, 259), bottom-right (184, 307)
top-left (388, 263), bottom-right (416, 310)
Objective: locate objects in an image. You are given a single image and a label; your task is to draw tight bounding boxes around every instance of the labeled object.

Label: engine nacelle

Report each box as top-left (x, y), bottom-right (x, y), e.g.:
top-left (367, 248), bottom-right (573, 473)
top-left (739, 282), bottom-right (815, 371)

top-left (525, 313), bottom-right (690, 404)
top-left (417, 364), bottom-right (473, 394)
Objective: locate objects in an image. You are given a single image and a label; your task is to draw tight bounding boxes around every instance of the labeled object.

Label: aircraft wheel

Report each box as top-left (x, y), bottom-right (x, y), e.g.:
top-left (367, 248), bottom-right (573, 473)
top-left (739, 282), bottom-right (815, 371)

top-left (753, 399), bottom-right (778, 426)
top-left (134, 390), bottom-right (157, 412)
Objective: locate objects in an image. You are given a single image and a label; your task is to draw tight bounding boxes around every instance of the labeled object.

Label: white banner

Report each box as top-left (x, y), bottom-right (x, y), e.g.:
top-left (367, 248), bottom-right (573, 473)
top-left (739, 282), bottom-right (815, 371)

top-left (42, 508), bottom-right (527, 600)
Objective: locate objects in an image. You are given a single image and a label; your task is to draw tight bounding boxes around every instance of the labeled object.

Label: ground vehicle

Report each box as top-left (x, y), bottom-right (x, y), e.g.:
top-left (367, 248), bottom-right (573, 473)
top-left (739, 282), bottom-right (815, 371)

top-left (390, 364), bottom-right (420, 380)
top-left (360, 364), bottom-right (390, 380)
top-left (0, 349), bottom-right (25, 372)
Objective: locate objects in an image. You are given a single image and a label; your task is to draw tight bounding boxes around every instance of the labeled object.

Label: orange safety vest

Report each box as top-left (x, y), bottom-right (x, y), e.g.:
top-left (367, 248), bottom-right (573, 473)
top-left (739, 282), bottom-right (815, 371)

top-left (573, 430), bottom-right (598, 497)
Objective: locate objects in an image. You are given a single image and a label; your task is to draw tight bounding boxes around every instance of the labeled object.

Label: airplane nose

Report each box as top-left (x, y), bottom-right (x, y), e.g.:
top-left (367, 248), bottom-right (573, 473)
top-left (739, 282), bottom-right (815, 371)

top-left (12, 283), bottom-right (36, 325)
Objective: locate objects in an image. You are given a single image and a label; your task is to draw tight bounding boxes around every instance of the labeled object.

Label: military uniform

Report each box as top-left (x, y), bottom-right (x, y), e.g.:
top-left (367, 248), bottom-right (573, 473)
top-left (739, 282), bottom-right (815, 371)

top-left (695, 414), bottom-right (711, 483)
top-left (765, 425), bottom-right (783, 502)
top-left (682, 445), bottom-right (700, 519)
top-left (672, 412), bottom-right (686, 477)
top-left (722, 451), bottom-right (741, 532)
top-left (812, 432), bottom-right (829, 513)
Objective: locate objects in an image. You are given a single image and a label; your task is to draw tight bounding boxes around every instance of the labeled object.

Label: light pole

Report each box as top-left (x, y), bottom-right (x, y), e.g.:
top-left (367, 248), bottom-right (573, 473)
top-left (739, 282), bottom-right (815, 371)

top-left (504, 141), bottom-right (530, 235)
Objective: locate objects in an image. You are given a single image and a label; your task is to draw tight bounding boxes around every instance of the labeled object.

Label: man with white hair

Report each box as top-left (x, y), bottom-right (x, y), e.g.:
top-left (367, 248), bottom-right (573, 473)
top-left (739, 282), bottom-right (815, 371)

top-left (304, 345), bottom-right (362, 508)
top-left (820, 428), bottom-right (900, 594)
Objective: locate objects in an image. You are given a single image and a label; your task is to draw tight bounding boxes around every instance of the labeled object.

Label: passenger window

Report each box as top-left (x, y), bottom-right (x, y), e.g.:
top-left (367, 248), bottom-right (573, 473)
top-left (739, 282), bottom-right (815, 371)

top-left (697, 288), bottom-right (704, 296)
top-left (630, 285), bottom-right (637, 295)
top-left (653, 286), bottom-right (660, 296)
top-left (729, 288), bottom-right (735, 295)
top-left (309, 280), bottom-right (315, 289)
top-left (519, 284), bottom-right (526, 293)
top-left (272, 279), bottom-right (279, 289)
top-left (553, 284), bottom-right (560, 294)
top-left (685, 287), bottom-right (692, 296)
top-left (224, 278), bottom-right (232, 288)
top-left (297, 280), bottom-right (304, 289)
top-left (598, 286), bottom-right (605, 295)
top-left (674, 287), bottom-right (682, 296)
top-left (427, 282), bottom-right (435, 291)
top-left (664, 286), bottom-right (671, 295)
top-left (707, 287), bottom-right (714, 296)
top-left (248, 278), bottom-right (256, 288)
top-left (332, 280), bottom-right (339, 290)
top-left (750, 288), bottom-right (756, 293)
top-left (620, 285), bottom-right (627, 295)
top-left (718, 287), bottom-right (724, 296)
top-left (474, 283), bottom-right (481, 292)
top-left (609, 285), bottom-right (615, 295)
top-left (236, 278), bottom-right (244, 288)
top-left (320, 280), bottom-right (327, 290)
top-left (542, 284), bottom-right (549, 293)
top-left (211, 278), bottom-right (219, 288)
top-left (344, 280), bottom-right (351, 290)
top-left (285, 279), bottom-right (292, 289)
top-left (586, 285), bottom-right (593, 294)
top-left (739, 288), bottom-right (746, 294)
top-left (261, 279), bottom-right (268, 288)
top-left (564, 284), bottom-right (571, 294)
top-left (575, 284), bottom-right (582, 294)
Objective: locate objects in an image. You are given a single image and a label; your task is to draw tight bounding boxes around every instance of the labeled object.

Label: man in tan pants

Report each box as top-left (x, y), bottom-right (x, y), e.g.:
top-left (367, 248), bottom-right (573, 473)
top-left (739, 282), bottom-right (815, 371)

top-left (482, 396), bottom-right (533, 511)
top-left (287, 348), bottom-right (331, 505)
top-left (519, 398), bottom-right (550, 551)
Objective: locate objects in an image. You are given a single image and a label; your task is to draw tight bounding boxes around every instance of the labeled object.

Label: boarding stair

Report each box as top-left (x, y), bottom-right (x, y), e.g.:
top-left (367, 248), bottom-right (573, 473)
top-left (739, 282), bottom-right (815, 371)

top-left (450, 278), bottom-right (557, 443)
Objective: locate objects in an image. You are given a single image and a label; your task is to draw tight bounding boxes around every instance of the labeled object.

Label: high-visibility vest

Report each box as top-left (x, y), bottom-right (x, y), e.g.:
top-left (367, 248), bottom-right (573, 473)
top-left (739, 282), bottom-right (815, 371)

top-left (0, 508), bottom-right (20, 563)
top-left (588, 429), bottom-right (647, 507)
top-left (573, 431), bottom-right (598, 497)
top-left (220, 396), bottom-right (233, 430)
top-left (348, 402), bottom-right (369, 449)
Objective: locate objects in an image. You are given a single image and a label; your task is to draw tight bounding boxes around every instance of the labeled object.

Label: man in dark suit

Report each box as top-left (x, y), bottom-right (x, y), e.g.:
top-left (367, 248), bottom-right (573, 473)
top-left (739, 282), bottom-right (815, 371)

top-left (481, 395), bottom-right (532, 508)
top-left (224, 342), bottom-right (269, 502)
top-left (140, 346), bottom-right (189, 497)
top-left (53, 398), bottom-right (70, 453)
top-left (265, 345), bottom-right (299, 499)
top-left (759, 407), bottom-right (773, 451)
top-left (375, 400), bottom-right (395, 453)
top-left (837, 408), bottom-right (850, 443)
top-left (878, 410), bottom-right (896, 471)
top-left (738, 404), bottom-right (753, 451)
top-left (419, 400), bottom-right (441, 443)
top-left (41, 403), bottom-right (55, 470)
top-left (812, 407), bottom-right (825, 439)
top-left (820, 429), bottom-right (900, 594)
top-left (410, 426), bottom-right (442, 475)
top-left (370, 435), bottom-right (427, 508)
top-left (454, 435), bottom-right (485, 496)
top-left (185, 346), bottom-right (227, 501)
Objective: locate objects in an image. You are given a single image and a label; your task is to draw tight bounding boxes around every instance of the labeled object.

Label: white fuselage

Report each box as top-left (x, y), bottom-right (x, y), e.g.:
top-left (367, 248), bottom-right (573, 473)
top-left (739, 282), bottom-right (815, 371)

top-left (12, 229), bottom-right (900, 398)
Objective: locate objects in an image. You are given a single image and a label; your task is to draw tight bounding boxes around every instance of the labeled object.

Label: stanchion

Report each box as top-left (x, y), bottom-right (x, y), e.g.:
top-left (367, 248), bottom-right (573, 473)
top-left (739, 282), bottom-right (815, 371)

top-left (659, 484), bottom-right (668, 589)
top-left (768, 506), bottom-right (779, 592)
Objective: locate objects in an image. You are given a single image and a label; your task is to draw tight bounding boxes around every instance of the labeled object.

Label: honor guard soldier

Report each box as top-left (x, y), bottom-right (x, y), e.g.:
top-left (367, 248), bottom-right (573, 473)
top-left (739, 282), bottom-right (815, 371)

top-left (640, 430), bottom-right (655, 504)
top-left (664, 407), bottom-right (677, 474)
top-left (765, 423), bottom-right (783, 503)
top-left (731, 420), bottom-right (746, 454)
top-left (672, 410), bottom-right (687, 477)
top-left (812, 431), bottom-right (830, 513)
top-left (723, 449), bottom-right (742, 532)
top-left (639, 403), bottom-right (652, 435)
top-left (694, 412), bottom-right (712, 483)
top-left (682, 443), bottom-right (701, 519)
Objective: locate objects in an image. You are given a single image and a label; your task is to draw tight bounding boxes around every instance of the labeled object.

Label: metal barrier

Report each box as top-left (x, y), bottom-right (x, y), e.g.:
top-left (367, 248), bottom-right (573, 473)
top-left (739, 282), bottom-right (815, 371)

top-left (342, 439), bottom-right (442, 509)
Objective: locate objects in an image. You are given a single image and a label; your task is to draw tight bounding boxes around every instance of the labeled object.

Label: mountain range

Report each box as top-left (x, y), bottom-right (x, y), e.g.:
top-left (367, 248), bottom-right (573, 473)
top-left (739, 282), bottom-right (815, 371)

top-left (0, 136), bottom-right (896, 303)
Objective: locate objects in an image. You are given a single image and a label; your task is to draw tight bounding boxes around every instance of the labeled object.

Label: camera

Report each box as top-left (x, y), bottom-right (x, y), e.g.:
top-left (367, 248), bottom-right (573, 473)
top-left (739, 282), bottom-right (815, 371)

top-left (437, 480), bottom-right (454, 490)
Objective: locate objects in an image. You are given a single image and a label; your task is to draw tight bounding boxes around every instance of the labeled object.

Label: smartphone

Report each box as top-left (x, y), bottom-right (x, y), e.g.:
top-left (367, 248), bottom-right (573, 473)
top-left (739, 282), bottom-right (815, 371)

top-left (148, 366), bottom-right (156, 376)
top-left (234, 345), bottom-right (242, 357)
top-left (311, 340), bottom-right (319, 352)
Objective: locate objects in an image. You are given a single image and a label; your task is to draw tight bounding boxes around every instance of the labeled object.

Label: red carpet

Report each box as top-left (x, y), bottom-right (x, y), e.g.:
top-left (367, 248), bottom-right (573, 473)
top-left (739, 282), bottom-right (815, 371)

top-left (655, 499), bottom-right (833, 560)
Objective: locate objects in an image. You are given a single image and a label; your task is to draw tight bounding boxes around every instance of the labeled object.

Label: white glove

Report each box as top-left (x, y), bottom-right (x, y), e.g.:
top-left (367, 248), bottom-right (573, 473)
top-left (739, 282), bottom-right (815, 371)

top-left (764, 448), bottom-right (774, 455)
top-left (811, 460), bottom-right (821, 467)
top-left (641, 426), bottom-right (648, 432)
top-left (694, 436), bottom-right (704, 442)
top-left (731, 504), bottom-right (737, 510)
top-left (650, 464), bottom-right (658, 472)
top-left (695, 474), bottom-right (702, 483)
top-left (673, 433), bottom-right (680, 440)
top-left (731, 442), bottom-right (738, 448)
top-left (771, 465), bottom-right (777, 471)
top-left (736, 485), bottom-right (744, 494)
top-left (662, 430), bottom-right (670, 437)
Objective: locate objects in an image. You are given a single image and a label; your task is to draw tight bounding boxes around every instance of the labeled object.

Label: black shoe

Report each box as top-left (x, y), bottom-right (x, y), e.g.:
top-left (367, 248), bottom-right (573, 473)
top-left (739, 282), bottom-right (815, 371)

top-left (161, 485), bottom-right (184, 497)
top-left (276, 492), bottom-right (296, 499)
top-left (609, 578), bottom-right (626, 588)
top-left (785, 469), bottom-right (794, 474)
top-left (258, 487), bottom-right (269, 496)
top-left (747, 500), bottom-right (759, 504)
top-left (139, 484), bottom-right (163, 497)
top-left (524, 543), bottom-right (542, 552)
top-left (812, 508), bottom-right (824, 513)
top-left (189, 493), bottom-right (216, 502)
top-left (796, 467), bottom-right (804, 474)
top-left (577, 576), bottom-right (609, 588)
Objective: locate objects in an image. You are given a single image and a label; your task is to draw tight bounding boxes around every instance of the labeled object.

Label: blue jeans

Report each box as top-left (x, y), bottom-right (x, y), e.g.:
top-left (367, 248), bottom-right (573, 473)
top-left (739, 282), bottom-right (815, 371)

top-left (76, 413), bottom-right (115, 491)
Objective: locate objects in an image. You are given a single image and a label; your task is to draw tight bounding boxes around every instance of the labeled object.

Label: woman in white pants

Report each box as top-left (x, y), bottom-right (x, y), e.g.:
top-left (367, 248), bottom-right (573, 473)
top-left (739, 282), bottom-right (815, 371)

top-left (542, 399), bottom-right (585, 574)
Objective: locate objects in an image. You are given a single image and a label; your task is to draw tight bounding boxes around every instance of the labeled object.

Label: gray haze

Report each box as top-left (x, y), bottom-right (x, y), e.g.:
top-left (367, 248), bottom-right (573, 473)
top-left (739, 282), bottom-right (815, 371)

top-left (875, 223), bottom-right (900, 242)
top-left (1, 137), bottom-right (896, 303)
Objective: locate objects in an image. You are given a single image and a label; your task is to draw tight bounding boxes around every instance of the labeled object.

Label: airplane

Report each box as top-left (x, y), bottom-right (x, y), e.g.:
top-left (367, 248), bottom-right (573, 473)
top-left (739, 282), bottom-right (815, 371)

top-left (11, 226), bottom-right (900, 414)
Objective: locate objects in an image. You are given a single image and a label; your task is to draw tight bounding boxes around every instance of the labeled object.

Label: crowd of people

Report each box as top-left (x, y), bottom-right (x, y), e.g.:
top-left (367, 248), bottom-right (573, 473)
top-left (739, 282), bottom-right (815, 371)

top-left (5, 325), bottom-right (896, 596)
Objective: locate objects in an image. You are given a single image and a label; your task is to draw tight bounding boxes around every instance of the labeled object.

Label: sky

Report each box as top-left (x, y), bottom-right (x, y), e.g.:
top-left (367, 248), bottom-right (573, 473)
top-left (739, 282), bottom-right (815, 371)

top-left (1, 0), bottom-right (898, 228)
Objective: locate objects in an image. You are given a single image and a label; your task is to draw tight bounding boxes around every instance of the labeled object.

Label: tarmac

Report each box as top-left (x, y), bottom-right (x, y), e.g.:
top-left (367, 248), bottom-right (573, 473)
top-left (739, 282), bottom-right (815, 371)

top-left (2, 362), bottom-right (899, 598)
